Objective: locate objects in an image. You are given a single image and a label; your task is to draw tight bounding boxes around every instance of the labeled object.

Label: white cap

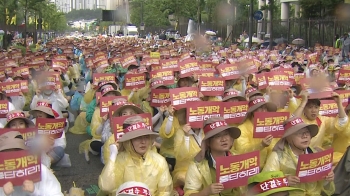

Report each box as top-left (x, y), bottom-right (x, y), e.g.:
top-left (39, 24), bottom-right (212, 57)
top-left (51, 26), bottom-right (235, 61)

top-left (116, 181), bottom-right (151, 196)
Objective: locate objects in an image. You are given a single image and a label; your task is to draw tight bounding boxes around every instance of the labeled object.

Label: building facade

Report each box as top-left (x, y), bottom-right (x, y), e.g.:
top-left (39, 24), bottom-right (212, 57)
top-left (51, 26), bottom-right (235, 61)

top-left (51, 0), bottom-right (124, 13)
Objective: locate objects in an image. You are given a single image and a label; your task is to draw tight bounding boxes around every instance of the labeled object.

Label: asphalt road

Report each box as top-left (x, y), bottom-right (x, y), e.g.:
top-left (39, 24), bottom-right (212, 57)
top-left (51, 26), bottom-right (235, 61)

top-left (55, 80), bottom-right (104, 196)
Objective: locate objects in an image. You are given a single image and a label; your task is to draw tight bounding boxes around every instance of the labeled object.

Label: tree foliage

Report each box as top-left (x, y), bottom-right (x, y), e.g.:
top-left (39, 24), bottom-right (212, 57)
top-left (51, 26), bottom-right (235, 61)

top-left (300, 0), bottom-right (344, 19)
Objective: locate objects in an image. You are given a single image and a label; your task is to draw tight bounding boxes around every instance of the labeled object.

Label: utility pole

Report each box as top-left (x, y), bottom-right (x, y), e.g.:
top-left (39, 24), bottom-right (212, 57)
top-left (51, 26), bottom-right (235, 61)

top-left (248, 0), bottom-right (253, 48)
top-left (269, 0), bottom-right (274, 50)
top-left (24, 0), bottom-right (28, 48)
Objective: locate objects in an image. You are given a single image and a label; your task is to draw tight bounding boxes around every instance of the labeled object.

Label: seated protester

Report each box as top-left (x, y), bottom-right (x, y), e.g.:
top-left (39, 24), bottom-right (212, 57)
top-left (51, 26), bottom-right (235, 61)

top-left (81, 84), bottom-right (121, 163)
top-left (116, 181), bottom-right (151, 196)
top-left (11, 74), bottom-right (27, 110)
top-left (101, 103), bottom-right (144, 165)
top-left (98, 115), bottom-right (173, 196)
top-left (0, 131), bottom-right (63, 196)
top-left (184, 117), bottom-right (241, 196)
top-left (85, 81), bottom-right (119, 136)
top-left (4, 110), bottom-right (53, 168)
top-left (245, 87), bottom-right (264, 101)
top-left (30, 99), bottom-right (71, 168)
top-left (246, 171), bottom-right (304, 196)
top-left (234, 96), bottom-right (277, 168)
top-left (30, 79), bottom-right (69, 114)
top-left (0, 91), bottom-right (16, 128)
top-left (263, 117), bottom-right (335, 196)
top-left (293, 91), bottom-right (348, 160)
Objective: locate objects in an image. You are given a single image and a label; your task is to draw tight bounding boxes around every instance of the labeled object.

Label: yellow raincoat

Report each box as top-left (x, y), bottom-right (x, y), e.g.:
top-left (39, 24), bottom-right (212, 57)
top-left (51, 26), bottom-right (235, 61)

top-left (159, 116), bottom-right (180, 159)
top-left (234, 119), bottom-right (270, 168)
top-left (302, 115), bottom-right (348, 150)
top-left (184, 151), bottom-right (241, 196)
top-left (263, 145), bottom-right (335, 196)
top-left (98, 140), bottom-right (173, 196)
top-left (332, 113), bottom-right (350, 164)
top-left (173, 128), bottom-right (203, 187)
top-left (90, 107), bottom-right (103, 140)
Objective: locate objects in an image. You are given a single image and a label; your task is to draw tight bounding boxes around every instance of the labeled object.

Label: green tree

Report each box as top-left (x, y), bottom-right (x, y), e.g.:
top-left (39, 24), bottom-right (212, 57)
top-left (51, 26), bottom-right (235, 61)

top-left (300, 0), bottom-right (344, 19)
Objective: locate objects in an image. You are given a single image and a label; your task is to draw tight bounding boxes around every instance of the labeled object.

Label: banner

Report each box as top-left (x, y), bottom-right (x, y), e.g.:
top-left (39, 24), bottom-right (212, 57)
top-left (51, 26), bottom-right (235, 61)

top-left (169, 87), bottom-right (200, 109)
top-left (100, 96), bottom-right (127, 116)
top-left (187, 101), bottom-right (223, 128)
top-left (0, 150), bottom-right (41, 186)
top-left (253, 112), bottom-right (289, 138)
top-left (36, 118), bottom-right (66, 139)
top-left (337, 69), bottom-right (350, 84)
top-left (335, 90), bottom-right (350, 107)
top-left (319, 99), bottom-right (338, 117)
top-left (179, 59), bottom-right (200, 77)
top-left (112, 113), bottom-right (152, 140)
top-left (0, 100), bottom-right (9, 118)
top-left (150, 69), bottom-right (175, 86)
top-left (151, 89), bottom-right (170, 107)
top-left (217, 63), bottom-right (240, 80)
top-left (121, 55), bottom-right (137, 68)
top-left (223, 101), bottom-right (248, 124)
top-left (0, 81), bottom-right (22, 96)
top-left (13, 66), bottom-right (29, 79)
top-left (216, 151), bottom-right (260, 189)
top-left (199, 77), bottom-right (225, 96)
top-left (296, 148), bottom-right (333, 183)
top-left (160, 59), bottom-right (179, 71)
top-left (93, 73), bottom-right (116, 84)
top-left (124, 73), bottom-right (146, 89)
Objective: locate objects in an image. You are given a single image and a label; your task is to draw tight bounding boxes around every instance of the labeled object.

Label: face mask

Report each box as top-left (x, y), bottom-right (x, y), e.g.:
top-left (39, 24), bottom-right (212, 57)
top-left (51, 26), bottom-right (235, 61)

top-left (43, 90), bottom-right (53, 95)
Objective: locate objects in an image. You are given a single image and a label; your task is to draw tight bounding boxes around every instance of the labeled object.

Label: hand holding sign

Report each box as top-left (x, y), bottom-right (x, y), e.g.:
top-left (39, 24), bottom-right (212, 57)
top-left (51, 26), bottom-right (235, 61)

top-left (182, 124), bottom-right (191, 136)
top-left (261, 135), bottom-right (273, 147)
top-left (3, 181), bottom-right (14, 196)
top-left (286, 175), bottom-right (300, 186)
top-left (22, 180), bottom-right (35, 193)
top-left (205, 183), bottom-right (224, 195)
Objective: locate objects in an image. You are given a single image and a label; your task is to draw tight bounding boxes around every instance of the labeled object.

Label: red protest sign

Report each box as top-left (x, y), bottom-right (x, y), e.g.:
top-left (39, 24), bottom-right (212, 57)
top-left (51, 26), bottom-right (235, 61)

top-left (112, 113), bottom-right (152, 140)
top-left (95, 59), bottom-right (109, 69)
top-left (337, 69), bottom-right (350, 84)
top-left (92, 73), bottom-right (116, 84)
top-left (199, 77), bottom-right (225, 96)
top-left (216, 151), bottom-right (260, 189)
top-left (51, 59), bottom-right (67, 71)
top-left (335, 90), bottom-right (350, 107)
top-left (296, 148), bottom-right (333, 183)
top-left (108, 102), bottom-right (129, 118)
top-left (92, 55), bottom-right (107, 64)
top-left (37, 72), bottom-right (60, 90)
top-left (4, 66), bottom-right (13, 77)
top-left (160, 59), bottom-right (179, 71)
top-left (187, 101), bottom-right (223, 128)
top-left (26, 62), bottom-right (44, 71)
top-left (150, 69), bottom-right (175, 86)
top-left (199, 61), bottom-right (216, 72)
top-left (169, 87), bottom-right (200, 109)
top-left (223, 101), bottom-right (248, 124)
top-left (256, 73), bottom-right (268, 90)
top-left (100, 96), bottom-right (127, 116)
top-left (319, 99), bottom-right (338, 117)
top-left (238, 59), bottom-right (257, 75)
top-left (0, 150), bottom-right (41, 186)
top-left (294, 73), bottom-right (305, 85)
top-left (0, 69), bottom-right (5, 81)
top-left (179, 59), bottom-right (200, 77)
top-left (19, 80), bottom-right (29, 93)
top-left (307, 88), bottom-right (333, 99)
top-left (124, 73), bottom-right (146, 89)
top-left (96, 92), bottom-right (102, 102)
top-left (196, 70), bottom-right (216, 78)
top-left (151, 89), bottom-right (170, 107)
top-left (278, 68), bottom-right (295, 83)
top-left (0, 100), bottom-right (9, 118)
top-left (121, 55), bottom-right (137, 68)
top-left (13, 66), bottom-right (29, 79)
top-left (253, 112), bottom-right (290, 138)
top-left (0, 81), bottom-right (22, 96)
top-left (265, 72), bottom-right (291, 90)
top-left (4, 59), bottom-right (17, 67)
top-left (217, 63), bottom-right (240, 80)
top-left (36, 118), bottom-right (66, 139)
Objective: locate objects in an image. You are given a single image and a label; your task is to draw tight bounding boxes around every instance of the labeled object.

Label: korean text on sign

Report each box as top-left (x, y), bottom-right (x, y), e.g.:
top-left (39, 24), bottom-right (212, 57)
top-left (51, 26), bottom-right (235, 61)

top-left (187, 101), bottom-right (223, 128)
top-left (124, 73), bottom-right (146, 89)
top-left (36, 118), bottom-right (66, 139)
top-left (169, 87), bottom-right (200, 109)
top-left (151, 89), bottom-right (170, 107)
top-left (93, 73), bottom-right (116, 84)
top-left (199, 77), bottom-right (225, 96)
top-left (253, 112), bottom-right (289, 138)
top-left (0, 150), bottom-right (41, 186)
top-left (215, 151), bottom-right (260, 189)
top-left (223, 101), bottom-right (248, 124)
top-left (0, 100), bottom-right (9, 118)
top-left (319, 100), bottom-right (338, 117)
top-left (112, 113), bottom-right (152, 140)
top-left (296, 148), bottom-right (333, 183)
